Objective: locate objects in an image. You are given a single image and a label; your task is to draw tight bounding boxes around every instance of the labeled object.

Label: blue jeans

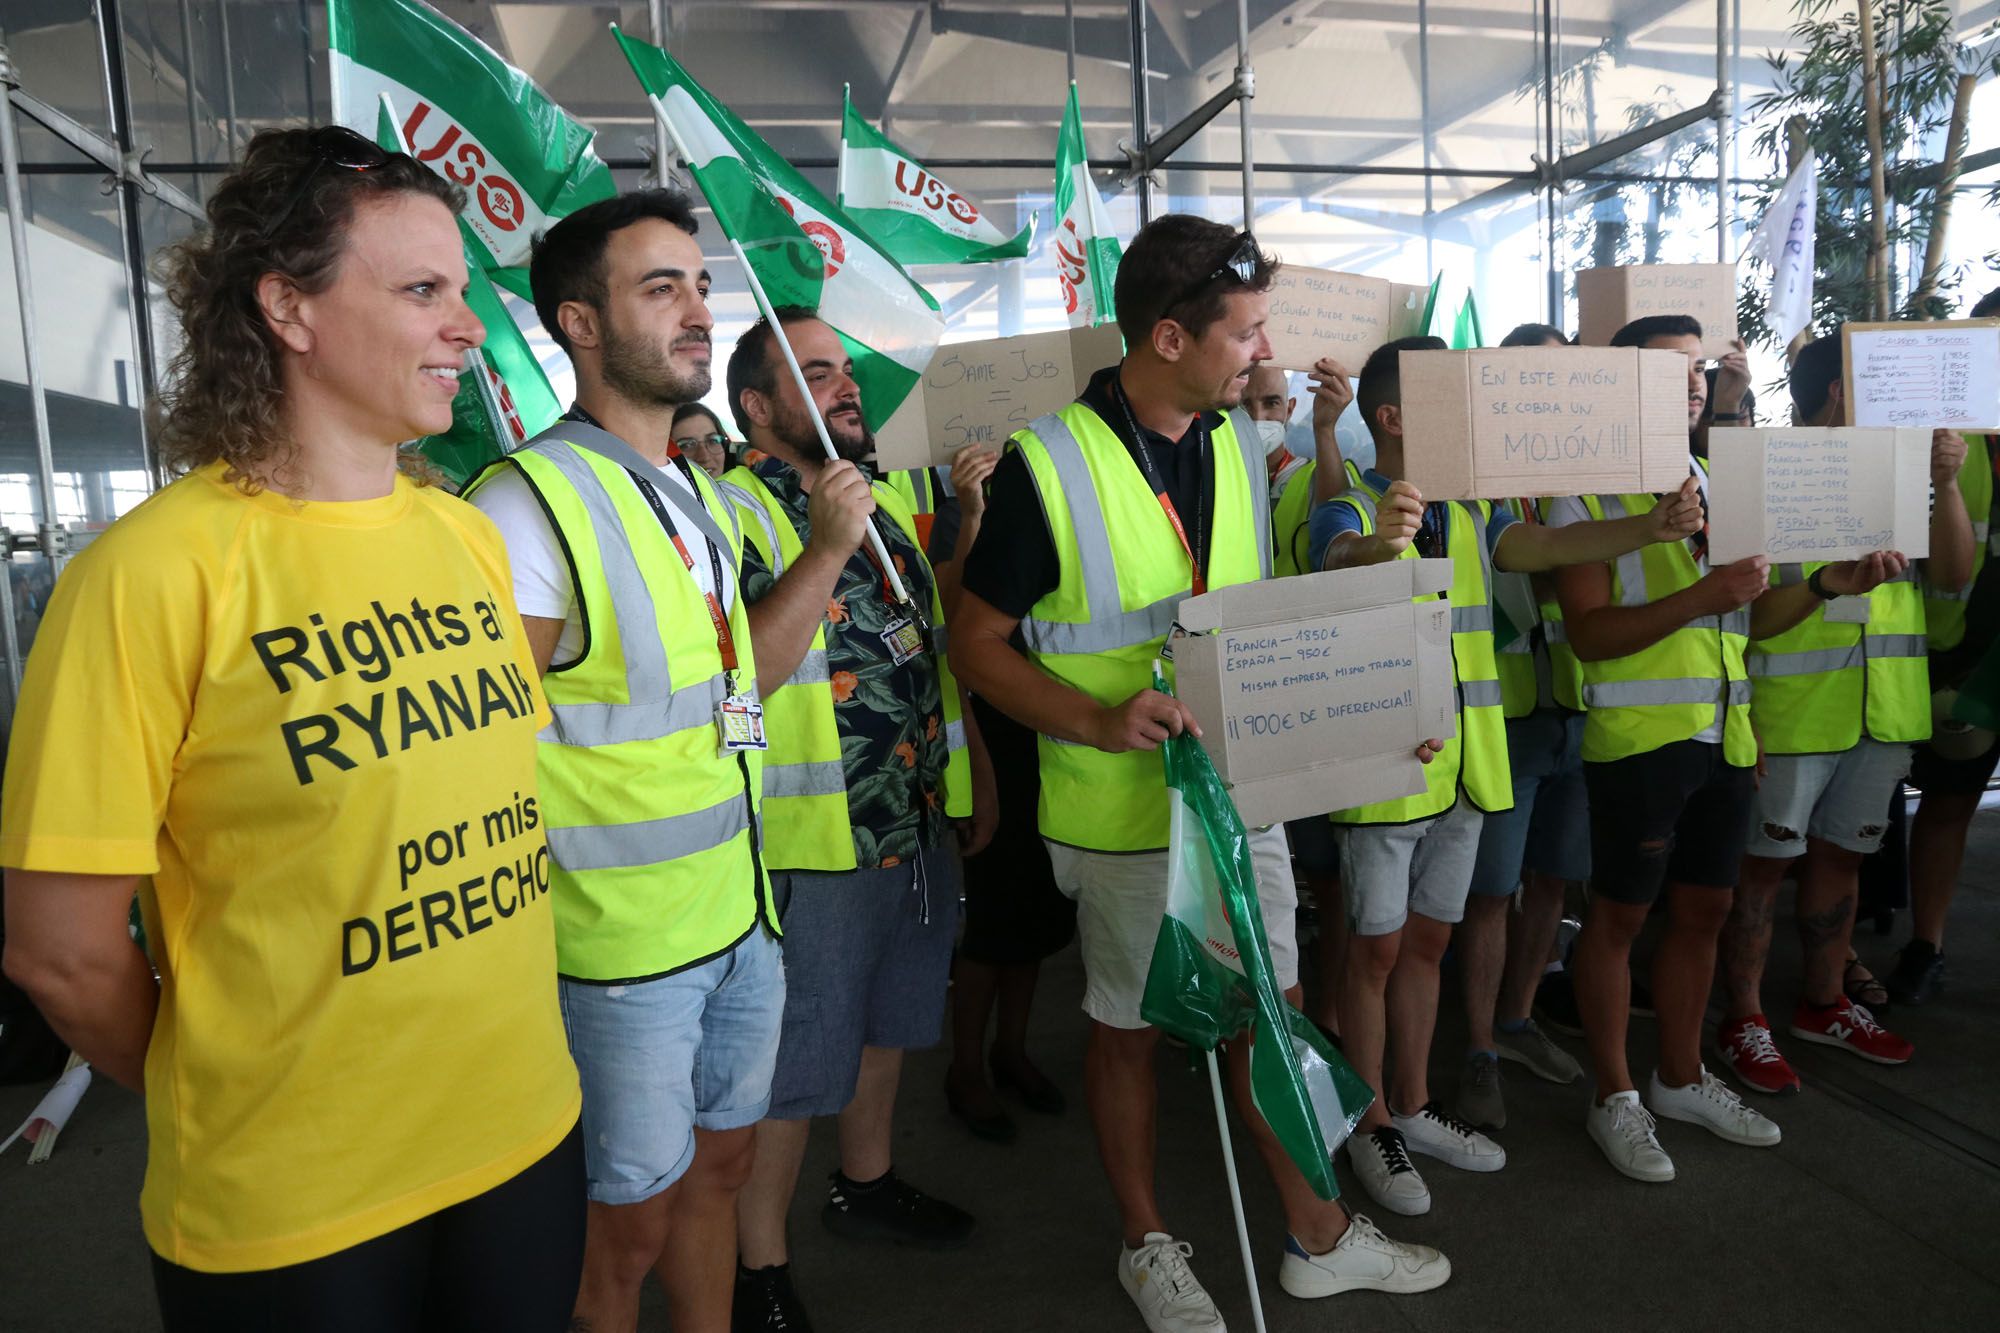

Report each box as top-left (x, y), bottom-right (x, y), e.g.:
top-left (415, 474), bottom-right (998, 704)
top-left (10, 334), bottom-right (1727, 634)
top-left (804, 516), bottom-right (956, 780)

top-left (1469, 709), bottom-right (1591, 896)
top-left (558, 929), bottom-right (785, 1205)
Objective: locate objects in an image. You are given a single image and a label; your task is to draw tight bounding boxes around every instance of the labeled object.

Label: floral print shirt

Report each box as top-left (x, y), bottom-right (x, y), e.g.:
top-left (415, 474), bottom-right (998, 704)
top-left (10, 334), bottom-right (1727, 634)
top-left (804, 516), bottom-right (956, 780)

top-left (739, 457), bottom-right (951, 868)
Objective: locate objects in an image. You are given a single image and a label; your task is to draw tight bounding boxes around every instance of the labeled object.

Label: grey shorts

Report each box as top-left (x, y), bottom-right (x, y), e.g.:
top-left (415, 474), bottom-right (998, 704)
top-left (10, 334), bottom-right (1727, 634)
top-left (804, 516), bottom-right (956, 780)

top-left (1747, 739), bottom-right (1913, 858)
top-left (765, 842), bottom-right (962, 1119)
top-left (1337, 798), bottom-right (1486, 936)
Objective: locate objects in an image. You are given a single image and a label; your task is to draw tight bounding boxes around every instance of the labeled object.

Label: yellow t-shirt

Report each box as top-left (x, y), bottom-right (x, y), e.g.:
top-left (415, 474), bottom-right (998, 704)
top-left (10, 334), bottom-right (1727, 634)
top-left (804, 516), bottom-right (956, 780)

top-left (0, 462), bottom-right (579, 1273)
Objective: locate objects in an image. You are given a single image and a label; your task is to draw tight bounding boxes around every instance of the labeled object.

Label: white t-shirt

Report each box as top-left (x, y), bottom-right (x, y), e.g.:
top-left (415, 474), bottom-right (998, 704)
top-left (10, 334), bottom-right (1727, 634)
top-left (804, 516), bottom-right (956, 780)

top-left (469, 458), bottom-right (736, 669)
top-left (1545, 460), bottom-right (1723, 744)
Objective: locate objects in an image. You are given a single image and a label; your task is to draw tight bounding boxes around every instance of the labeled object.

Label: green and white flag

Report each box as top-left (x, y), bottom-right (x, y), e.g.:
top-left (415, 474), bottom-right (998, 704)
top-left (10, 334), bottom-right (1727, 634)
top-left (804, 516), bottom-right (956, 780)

top-left (329, 0), bottom-right (615, 298)
top-left (1141, 667), bottom-right (1372, 1201)
top-left (1053, 83), bottom-right (1121, 329)
top-left (374, 96), bottom-right (560, 485)
top-left (1450, 292), bottom-right (1483, 350)
top-left (838, 88), bottom-right (1033, 265)
top-left (614, 27), bottom-right (943, 431)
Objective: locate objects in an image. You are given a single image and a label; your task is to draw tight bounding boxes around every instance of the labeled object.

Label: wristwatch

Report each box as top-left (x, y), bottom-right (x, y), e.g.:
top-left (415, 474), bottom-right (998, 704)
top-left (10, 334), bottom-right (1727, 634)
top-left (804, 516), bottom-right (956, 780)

top-left (1806, 567), bottom-right (1836, 600)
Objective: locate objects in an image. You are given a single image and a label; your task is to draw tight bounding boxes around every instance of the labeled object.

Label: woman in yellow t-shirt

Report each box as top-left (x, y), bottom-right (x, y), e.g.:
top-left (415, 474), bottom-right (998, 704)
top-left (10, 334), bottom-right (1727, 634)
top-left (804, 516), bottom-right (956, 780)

top-left (0, 128), bottom-right (582, 1329)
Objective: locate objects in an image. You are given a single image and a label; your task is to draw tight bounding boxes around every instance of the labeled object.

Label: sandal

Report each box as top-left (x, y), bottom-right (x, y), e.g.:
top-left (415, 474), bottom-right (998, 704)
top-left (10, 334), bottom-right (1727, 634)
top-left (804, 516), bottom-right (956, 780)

top-left (1844, 954), bottom-right (1891, 1011)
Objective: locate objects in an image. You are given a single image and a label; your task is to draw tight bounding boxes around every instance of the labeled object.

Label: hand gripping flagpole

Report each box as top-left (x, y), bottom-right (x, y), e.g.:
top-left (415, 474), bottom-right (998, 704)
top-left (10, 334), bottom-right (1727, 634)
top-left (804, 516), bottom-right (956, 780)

top-left (1207, 1048), bottom-right (1270, 1333)
top-left (648, 100), bottom-right (916, 609)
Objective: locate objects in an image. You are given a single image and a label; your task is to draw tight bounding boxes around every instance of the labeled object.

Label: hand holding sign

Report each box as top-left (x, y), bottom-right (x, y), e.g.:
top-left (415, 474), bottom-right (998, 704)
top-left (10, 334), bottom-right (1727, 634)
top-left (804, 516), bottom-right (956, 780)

top-left (1698, 555), bottom-right (1772, 613)
top-left (1822, 551), bottom-right (1909, 597)
top-left (1309, 358), bottom-right (1355, 435)
top-left (1932, 429), bottom-right (1969, 489)
top-left (1375, 480), bottom-right (1425, 554)
top-left (1647, 475), bottom-right (1705, 544)
top-left (1712, 338), bottom-right (1752, 416)
top-left (949, 444), bottom-right (1000, 517)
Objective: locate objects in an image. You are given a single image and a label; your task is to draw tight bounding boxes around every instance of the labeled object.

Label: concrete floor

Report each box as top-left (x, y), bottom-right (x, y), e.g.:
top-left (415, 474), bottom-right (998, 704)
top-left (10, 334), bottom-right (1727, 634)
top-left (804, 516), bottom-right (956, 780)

top-left (6, 818), bottom-right (1999, 1333)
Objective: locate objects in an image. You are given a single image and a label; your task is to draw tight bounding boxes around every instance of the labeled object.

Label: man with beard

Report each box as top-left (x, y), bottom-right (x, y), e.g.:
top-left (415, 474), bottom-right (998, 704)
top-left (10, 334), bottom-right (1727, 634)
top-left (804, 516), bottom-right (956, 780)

top-left (466, 191), bottom-right (813, 1333)
top-left (721, 308), bottom-right (994, 1333)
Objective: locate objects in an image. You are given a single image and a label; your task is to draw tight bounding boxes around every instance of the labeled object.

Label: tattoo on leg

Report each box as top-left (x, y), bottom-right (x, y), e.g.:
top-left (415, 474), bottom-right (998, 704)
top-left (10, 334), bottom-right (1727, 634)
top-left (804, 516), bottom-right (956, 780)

top-left (1799, 894), bottom-right (1857, 951)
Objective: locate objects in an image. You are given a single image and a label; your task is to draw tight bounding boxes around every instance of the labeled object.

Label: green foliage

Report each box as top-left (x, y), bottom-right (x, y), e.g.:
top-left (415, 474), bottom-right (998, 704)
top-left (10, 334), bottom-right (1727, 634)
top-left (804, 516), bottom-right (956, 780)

top-left (1737, 0), bottom-right (1999, 347)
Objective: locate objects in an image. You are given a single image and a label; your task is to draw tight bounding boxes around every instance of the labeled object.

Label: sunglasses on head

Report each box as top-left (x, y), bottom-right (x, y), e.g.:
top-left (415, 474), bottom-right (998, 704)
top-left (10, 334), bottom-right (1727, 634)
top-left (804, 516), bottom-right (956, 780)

top-left (260, 125), bottom-right (393, 240)
top-left (1165, 231), bottom-right (1262, 320)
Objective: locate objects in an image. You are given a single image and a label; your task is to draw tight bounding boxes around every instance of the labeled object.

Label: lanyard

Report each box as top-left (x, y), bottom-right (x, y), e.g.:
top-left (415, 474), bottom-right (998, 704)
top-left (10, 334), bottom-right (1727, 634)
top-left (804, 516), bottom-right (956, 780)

top-left (1110, 379), bottom-right (1210, 597)
top-left (627, 458), bottom-right (739, 680)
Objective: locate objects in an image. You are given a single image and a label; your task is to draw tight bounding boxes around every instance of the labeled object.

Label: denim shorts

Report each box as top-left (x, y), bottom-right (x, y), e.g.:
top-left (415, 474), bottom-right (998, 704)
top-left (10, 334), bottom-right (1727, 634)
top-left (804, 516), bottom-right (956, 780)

top-left (1746, 739), bottom-right (1913, 857)
top-left (1337, 798), bottom-right (1486, 936)
top-left (558, 929), bottom-right (785, 1205)
top-left (1584, 740), bottom-right (1755, 903)
top-left (765, 842), bottom-right (962, 1120)
top-left (1469, 709), bottom-right (1591, 895)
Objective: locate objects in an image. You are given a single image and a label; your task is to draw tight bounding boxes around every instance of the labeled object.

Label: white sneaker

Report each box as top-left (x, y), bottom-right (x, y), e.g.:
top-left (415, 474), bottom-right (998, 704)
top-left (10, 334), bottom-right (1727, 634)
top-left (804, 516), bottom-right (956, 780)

top-left (1118, 1233), bottom-right (1226, 1333)
top-left (1344, 1126), bottom-right (1431, 1216)
top-left (1391, 1101), bottom-right (1507, 1173)
top-left (1646, 1066), bottom-right (1782, 1147)
top-left (1277, 1215), bottom-right (1452, 1298)
top-left (1586, 1090), bottom-right (1675, 1183)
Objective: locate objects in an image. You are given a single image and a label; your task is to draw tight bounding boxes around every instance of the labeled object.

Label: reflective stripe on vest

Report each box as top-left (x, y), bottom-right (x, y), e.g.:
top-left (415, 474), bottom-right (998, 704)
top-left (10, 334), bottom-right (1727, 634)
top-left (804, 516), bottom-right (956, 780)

top-left (464, 434), bottom-right (773, 981)
top-left (1014, 401), bottom-right (1268, 851)
top-left (1329, 495), bottom-right (1512, 825)
top-left (1271, 456), bottom-right (1317, 578)
top-left (1576, 489), bottom-right (1755, 766)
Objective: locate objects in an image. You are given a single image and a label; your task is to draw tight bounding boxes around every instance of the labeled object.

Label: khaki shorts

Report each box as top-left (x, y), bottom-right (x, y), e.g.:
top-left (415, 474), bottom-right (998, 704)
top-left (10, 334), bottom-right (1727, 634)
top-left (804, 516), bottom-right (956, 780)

top-left (1046, 825), bottom-right (1299, 1030)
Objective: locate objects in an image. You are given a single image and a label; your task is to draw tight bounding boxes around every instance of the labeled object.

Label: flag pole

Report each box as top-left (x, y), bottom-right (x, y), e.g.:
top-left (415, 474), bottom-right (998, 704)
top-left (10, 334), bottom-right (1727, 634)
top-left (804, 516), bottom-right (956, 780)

top-left (378, 92), bottom-right (520, 454)
top-left (1205, 1049), bottom-right (1269, 1333)
top-left (647, 99), bottom-right (916, 607)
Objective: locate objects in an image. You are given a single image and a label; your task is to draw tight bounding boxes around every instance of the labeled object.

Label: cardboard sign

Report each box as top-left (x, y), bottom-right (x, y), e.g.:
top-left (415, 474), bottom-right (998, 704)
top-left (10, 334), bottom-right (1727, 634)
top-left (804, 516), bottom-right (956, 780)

top-left (872, 323), bottom-right (1125, 469)
top-left (1842, 319), bottom-right (2000, 432)
top-left (1174, 560), bottom-right (1459, 827)
top-left (1707, 427), bottom-right (1932, 564)
top-left (1264, 266), bottom-right (1404, 371)
top-left (1397, 346), bottom-right (1694, 499)
top-left (1389, 282), bottom-right (1431, 340)
top-left (1576, 263), bottom-right (1740, 357)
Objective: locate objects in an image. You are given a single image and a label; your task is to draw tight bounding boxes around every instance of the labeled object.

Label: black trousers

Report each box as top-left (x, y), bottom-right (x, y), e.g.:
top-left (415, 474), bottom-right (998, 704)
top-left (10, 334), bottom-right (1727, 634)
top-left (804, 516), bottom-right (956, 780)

top-left (152, 1122), bottom-right (585, 1333)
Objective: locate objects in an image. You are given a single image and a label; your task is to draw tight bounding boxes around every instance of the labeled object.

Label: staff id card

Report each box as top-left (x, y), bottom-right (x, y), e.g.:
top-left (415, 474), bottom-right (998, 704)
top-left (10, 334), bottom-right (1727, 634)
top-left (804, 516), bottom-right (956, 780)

top-left (880, 617), bottom-right (926, 666)
top-left (718, 693), bottom-right (768, 753)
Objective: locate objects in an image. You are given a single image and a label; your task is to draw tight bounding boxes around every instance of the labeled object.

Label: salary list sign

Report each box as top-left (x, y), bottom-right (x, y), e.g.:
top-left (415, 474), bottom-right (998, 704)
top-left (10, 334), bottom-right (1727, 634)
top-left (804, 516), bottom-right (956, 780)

top-left (1843, 319), bottom-right (2000, 432)
top-left (1707, 427), bottom-right (1931, 564)
top-left (1174, 561), bottom-right (1459, 827)
top-left (872, 323), bottom-right (1125, 469)
top-left (1576, 263), bottom-right (1740, 358)
top-left (1397, 346), bottom-right (1693, 499)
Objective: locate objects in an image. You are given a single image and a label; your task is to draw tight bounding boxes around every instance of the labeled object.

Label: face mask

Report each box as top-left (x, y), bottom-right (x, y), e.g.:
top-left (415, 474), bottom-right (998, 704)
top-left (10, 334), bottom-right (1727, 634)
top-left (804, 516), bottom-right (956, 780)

top-left (1255, 418), bottom-right (1288, 458)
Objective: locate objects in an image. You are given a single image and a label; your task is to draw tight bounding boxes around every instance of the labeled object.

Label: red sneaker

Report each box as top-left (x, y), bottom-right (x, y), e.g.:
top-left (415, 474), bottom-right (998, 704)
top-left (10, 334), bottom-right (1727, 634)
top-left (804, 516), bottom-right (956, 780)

top-left (1789, 996), bottom-right (1914, 1065)
top-left (1715, 1014), bottom-right (1801, 1094)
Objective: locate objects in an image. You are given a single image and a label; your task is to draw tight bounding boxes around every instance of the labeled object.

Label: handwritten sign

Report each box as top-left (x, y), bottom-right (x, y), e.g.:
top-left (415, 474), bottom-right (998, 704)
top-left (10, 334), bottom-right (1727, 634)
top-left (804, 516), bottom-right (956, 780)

top-left (1175, 561), bottom-right (1458, 826)
top-left (872, 323), bottom-right (1125, 469)
top-left (1397, 346), bottom-right (1693, 499)
top-left (1707, 427), bottom-right (1931, 564)
top-left (1576, 263), bottom-right (1739, 357)
top-left (1842, 319), bottom-right (2000, 432)
top-left (1264, 266), bottom-right (1402, 371)
top-left (1390, 282), bottom-right (1431, 340)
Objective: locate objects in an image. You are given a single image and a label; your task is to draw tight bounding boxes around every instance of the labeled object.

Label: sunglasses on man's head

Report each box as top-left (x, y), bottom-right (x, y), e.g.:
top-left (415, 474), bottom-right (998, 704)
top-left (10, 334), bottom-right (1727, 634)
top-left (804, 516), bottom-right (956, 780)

top-left (1165, 231), bottom-right (1262, 319)
top-left (260, 125), bottom-right (393, 240)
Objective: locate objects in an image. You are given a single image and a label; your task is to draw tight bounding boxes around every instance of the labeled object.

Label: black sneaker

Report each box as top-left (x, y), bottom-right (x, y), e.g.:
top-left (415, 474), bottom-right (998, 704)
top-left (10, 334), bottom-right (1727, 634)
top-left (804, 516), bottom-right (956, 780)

top-left (1885, 940), bottom-right (1946, 1006)
top-left (733, 1263), bottom-right (815, 1333)
top-left (821, 1169), bottom-right (975, 1249)
top-left (1533, 970), bottom-right (1583, 1037)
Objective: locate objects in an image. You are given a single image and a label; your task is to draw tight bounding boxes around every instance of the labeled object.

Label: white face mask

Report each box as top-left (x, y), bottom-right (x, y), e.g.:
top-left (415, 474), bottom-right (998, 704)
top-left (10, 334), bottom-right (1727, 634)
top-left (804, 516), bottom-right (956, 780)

top-left (1255, 418), bottom-right (1288, 458)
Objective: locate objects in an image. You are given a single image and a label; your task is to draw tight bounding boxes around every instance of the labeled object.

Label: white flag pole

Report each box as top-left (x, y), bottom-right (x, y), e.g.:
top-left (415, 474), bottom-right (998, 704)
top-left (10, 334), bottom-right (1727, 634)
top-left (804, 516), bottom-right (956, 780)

top-left (648, 99), bottom-right (915, 608)
top-left (379, 92), bottom-right (519, 454)
top-left (1205, 1048), bottom-right (1269, 1333)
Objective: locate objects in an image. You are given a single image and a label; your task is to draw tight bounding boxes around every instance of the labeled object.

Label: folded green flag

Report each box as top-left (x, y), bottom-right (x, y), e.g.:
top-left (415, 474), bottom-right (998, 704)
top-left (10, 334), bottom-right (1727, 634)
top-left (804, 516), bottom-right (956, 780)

top-left (839, 88), bottom-right (1032, 265)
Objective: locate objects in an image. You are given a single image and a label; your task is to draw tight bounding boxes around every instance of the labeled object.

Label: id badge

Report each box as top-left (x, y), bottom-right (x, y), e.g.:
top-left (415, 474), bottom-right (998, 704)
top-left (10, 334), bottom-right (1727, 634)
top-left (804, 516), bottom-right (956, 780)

top-left (1824, 595), bottom-right (1871, 625)
top-left (880, 616), bottom-right (925, 666)
top-left (717, 694), bottom-right (768, 753)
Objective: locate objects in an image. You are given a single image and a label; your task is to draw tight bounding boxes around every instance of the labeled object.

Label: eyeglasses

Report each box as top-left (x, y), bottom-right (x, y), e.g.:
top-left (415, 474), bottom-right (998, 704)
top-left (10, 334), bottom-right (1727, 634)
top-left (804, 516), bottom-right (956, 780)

top-left (1164, 231), bottom-right (1262, 320)
top-left (673, 433), bottom-right (730, 453)
top-left (260, 125), bottom-right (393, 240)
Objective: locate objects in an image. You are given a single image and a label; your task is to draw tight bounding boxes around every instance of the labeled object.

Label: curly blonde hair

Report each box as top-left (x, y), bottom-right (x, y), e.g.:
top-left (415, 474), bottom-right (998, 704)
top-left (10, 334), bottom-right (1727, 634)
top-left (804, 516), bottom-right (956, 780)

top-left (152, 128), bottom-right (465, 491)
